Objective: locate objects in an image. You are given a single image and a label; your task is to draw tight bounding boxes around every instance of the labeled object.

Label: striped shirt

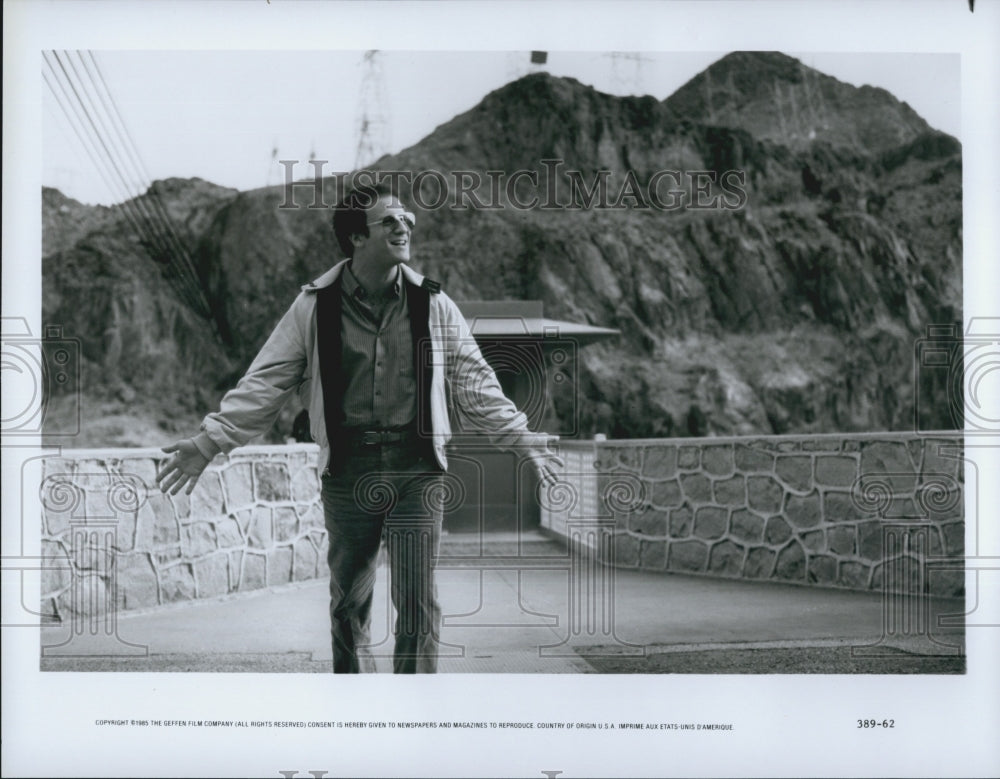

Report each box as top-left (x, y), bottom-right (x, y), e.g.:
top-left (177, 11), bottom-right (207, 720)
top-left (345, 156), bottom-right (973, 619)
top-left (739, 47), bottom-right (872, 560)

top-left (339, 263), bottom-right (417, 428)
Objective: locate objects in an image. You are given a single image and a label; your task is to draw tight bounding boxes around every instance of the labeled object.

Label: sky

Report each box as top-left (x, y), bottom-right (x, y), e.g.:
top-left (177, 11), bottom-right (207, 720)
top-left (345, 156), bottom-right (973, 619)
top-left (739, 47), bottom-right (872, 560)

top-left (42, 49), bottom-right (962, 206)
top-left (7, 2), bottom-right (1000, 777)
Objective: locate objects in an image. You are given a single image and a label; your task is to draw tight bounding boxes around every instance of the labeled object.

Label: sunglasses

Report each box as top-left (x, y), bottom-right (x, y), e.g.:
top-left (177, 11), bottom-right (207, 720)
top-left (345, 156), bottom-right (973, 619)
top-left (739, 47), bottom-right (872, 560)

top-left (366, 211), bottom-right (416, 231)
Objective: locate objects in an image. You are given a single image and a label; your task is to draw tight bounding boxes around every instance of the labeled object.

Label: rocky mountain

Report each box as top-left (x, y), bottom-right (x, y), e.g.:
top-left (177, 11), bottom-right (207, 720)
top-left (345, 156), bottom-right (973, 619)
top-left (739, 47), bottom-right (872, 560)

top-left (42, 52), bottom-right (962, 446)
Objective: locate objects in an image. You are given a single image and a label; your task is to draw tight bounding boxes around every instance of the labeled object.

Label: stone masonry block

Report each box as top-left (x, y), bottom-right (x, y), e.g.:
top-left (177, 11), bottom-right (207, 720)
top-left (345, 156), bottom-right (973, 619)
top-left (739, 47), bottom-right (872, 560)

top-left (747, 476), bottom-right (783, 514)
top-left (823, 492), bottom-right (858, 523)
top-left (714, 475), bottom-right (746, 506)
top-left (293, 538), bottom-right (319, 580)
top-left (668, 539), bottom-right (708, 573)
top-left (118, 553), bottom-right (159, 610)
top-left (629, 508), bottom-right (668, 538)
top-left (222, 462), bottom-right (255, 511)
top-left (744, 547), bottom-right (776, 579)
top-left (267, 545), bottom-right (294, 586)
top-left (838, 561), bottom-right (870, 590)
top-left (860, 440), bottom-right (914, 481)
top-left (41, 540), bottom-right (72, 596)
top-left (639, 540), bottom-right (667, 570)
top-left (702, 446), bottom-right (735, 476)
top-left (160, 563), bottom-right (196, 603)
top-left (616, 447), bottom-right (642, 473)
top-left (709, 540), bottom-right (744, 576)
top-left (72, 537), bottom-right (115, 576)
top-left (249, 507), bottom-right (273, 549)
top-left (801, 530), bottom-right (825, 553)
top-left (56, 574), bottom-right (109, 618)
top-left (928, 568), bottom-right (964, 599)
top-left (215, 517), bottom-right (244, 550)
top-left (189, 470), bottom-right (224, 519)
top-left (194, 554), bottom-right (230, 598)
top-left (315, 534), bottom-right (330, 569)
top-left (678, 447), bottom-right (700, 469)
top-left (871, 557), bottom-right (923, 595)
top-left (669, 505), bottom-right (693, 538)
top-left (136, 495), bottom-right (180, 550)
top-left (856, 521), bottom-right (884, 561)
top-left (651, 479), bottom-right (683, 508)
top-left (807, 555), bottom-right (838, 585)
top-left (242, 552), bottom-right (267, 590)
top-left (236, 508), bottom-right (253, 535)
top-left (730, 510), bottom-right (765, 544)
top-left (155, 547), bottom-right (182, 566)
top-left (44, 501), bottom-right (71, 538)
top-left (228, 550), bottom-right (244, 590)
top-left (113, 507), bottom-right (138, 554)
top-left (925, 527), bottom-right (945, 558)
top-left (182, 522), bottom-right (218, 558)
top-left (922, 438), bottom-right (962, 481)
top-left (815, 455), bottom-right (858, 487)
top-left (614, 533), bottom-right (640, 568)
top-left (291, 466), bottom-right (319, 503)
top-left (921, 488), bottom-right (963, 523)
top-left (679, 473), bottom-right (712, 504)
top-left (694, 507), bottom-right (728, 540)
top-left (775, 456), bottom-right (812, 492)
top-left (827, 526), bottom-right (856, 556)
top-left (765, 516), bottom-right (793, 546)
top-left (299, 503), bottom-right (325, 530)
top-left (785, 491), bottom-right (822, 530)
top-left (255, 462), bottom-right (292, 502)
top-left (775, 541), bottom-right (806, 581)
top-left (170, 490), bottom-right (190, 521)
top-left (642, 446), bottom-right (678, 479)
top-left (126, 458), bottom-right (159, 492)
top-left (941, 522), bottom-right (964, 556)
top-left (274, 507), bottom-right (299, 543)
top-left (801, 439), bottom-right (842, 452)
top-left (734, 444), bottom-right (775, 473)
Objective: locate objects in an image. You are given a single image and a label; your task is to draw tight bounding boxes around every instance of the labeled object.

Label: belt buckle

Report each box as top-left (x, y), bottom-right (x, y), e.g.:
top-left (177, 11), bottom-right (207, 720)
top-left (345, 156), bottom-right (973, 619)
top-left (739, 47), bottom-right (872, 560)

top-left (361, 431), bottom-right (381, 446)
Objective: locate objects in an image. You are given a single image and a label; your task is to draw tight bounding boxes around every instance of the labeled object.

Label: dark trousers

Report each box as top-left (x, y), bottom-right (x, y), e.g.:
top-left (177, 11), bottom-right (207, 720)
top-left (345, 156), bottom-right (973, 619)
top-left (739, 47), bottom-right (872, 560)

top-left (321, 442), bottom-right (443, 673)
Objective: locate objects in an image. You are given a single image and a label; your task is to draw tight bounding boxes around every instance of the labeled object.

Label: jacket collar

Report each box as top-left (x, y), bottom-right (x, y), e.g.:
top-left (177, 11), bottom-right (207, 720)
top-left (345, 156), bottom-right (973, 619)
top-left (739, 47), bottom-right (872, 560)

top-left (302, 260), bottom-right (426, 292)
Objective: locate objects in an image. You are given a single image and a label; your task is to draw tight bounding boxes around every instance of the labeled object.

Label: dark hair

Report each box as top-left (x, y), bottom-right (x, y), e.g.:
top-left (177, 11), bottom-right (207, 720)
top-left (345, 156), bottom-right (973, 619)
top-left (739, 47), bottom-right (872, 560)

top-left (332, 180), bottom-right (395, 257)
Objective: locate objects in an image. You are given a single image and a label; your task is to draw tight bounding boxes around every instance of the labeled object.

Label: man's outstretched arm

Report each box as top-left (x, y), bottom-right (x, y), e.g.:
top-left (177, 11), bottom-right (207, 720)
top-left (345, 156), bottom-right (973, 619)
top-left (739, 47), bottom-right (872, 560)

top-left (442, 299), bottom-right (563, 485)
top-left (156, 438), bottom-right (211, 496)
top-left (156, 294), bottom-right (310, 495)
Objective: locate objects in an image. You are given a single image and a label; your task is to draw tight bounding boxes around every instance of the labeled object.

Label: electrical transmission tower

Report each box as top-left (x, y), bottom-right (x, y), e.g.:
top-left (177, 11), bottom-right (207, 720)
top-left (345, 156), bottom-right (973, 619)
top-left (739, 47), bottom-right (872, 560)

top-left (354, 50), bottom-right (391, 170)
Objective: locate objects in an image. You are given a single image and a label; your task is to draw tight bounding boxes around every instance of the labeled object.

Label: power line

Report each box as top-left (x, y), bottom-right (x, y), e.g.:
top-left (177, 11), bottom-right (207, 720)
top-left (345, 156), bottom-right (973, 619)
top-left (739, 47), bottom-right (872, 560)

top-left (79, 50), bottom-right (211, 315)
top-left (43, 50), bottom-right (215, 320)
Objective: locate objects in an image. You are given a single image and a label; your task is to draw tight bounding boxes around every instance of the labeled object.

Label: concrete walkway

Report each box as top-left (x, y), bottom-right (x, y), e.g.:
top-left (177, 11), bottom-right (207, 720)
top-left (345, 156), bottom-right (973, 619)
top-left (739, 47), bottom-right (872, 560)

top-left (39, 532), bottom-right (966, 673)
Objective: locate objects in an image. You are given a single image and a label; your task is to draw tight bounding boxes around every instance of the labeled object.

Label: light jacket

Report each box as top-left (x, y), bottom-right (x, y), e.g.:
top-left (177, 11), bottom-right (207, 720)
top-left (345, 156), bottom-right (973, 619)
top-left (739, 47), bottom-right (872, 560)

top-left (192, 260), bottom-right (552, 470)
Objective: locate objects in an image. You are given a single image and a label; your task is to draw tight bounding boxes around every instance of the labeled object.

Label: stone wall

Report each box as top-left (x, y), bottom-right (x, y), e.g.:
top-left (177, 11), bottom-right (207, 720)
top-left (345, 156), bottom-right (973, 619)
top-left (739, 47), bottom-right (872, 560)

top-left (40, 433), bottom-right (965, 622)
top-left (39, 445), bottom-right (326, 622)
top-left (540, 433), bottom-right (964, 598)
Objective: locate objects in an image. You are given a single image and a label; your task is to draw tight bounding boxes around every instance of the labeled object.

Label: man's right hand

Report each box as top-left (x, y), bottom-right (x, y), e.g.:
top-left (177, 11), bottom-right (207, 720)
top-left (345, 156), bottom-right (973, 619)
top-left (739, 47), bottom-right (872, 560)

top-left (156, 439), bottom-right (211, 495)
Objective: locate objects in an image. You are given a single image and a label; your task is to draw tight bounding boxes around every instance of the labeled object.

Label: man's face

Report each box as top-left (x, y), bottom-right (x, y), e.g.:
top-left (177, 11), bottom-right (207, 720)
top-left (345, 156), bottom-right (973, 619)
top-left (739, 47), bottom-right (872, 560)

top-left (354, 194), bottom-right (413, 266)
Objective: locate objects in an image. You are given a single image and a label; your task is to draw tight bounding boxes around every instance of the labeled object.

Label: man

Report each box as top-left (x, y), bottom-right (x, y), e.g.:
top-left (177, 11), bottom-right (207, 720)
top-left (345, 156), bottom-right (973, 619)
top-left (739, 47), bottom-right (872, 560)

top-left (156, 182), bottom-right (557, 673)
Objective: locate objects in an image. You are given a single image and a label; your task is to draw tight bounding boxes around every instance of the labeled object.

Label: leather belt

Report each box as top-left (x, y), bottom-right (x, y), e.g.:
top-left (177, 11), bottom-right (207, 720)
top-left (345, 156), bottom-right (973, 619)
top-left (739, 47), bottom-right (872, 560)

top-left (340, 426), bottom-right (417, 448)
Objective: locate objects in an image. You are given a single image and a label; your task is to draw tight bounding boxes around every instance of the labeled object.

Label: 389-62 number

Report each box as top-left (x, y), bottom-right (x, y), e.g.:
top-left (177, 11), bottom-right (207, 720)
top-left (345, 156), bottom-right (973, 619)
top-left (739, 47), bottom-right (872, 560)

top-left (857, 719), bottom-right (894, 729)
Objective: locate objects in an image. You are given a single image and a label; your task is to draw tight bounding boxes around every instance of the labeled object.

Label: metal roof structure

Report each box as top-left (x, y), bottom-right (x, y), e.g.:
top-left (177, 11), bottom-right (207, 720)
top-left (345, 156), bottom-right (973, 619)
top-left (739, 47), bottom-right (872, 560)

top-left (456, 301), bottom-right (620, 346)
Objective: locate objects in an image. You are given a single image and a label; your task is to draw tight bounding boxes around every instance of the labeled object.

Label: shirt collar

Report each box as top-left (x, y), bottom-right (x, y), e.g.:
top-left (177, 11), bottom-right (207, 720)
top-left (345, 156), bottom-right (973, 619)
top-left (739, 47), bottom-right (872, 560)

top-left (343, 262), bottom-right (402, 301)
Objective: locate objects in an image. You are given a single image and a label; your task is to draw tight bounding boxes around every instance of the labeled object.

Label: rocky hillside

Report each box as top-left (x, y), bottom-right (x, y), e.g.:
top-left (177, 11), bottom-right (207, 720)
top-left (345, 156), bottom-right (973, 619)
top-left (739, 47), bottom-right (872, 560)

top-left (42, 52), bottom-right (961, 446)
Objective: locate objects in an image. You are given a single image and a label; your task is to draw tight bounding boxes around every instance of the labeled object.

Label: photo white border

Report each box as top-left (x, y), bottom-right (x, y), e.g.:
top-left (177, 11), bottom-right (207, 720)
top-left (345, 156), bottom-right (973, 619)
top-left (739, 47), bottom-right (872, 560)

top-left (3, 1), bottom-right (998, 777)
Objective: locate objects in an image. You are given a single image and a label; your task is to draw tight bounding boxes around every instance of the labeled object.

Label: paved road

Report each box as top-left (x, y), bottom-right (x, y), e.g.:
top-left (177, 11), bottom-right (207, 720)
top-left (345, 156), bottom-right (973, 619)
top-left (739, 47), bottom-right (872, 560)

top-left (40, 533), bottom-right (966, 674)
